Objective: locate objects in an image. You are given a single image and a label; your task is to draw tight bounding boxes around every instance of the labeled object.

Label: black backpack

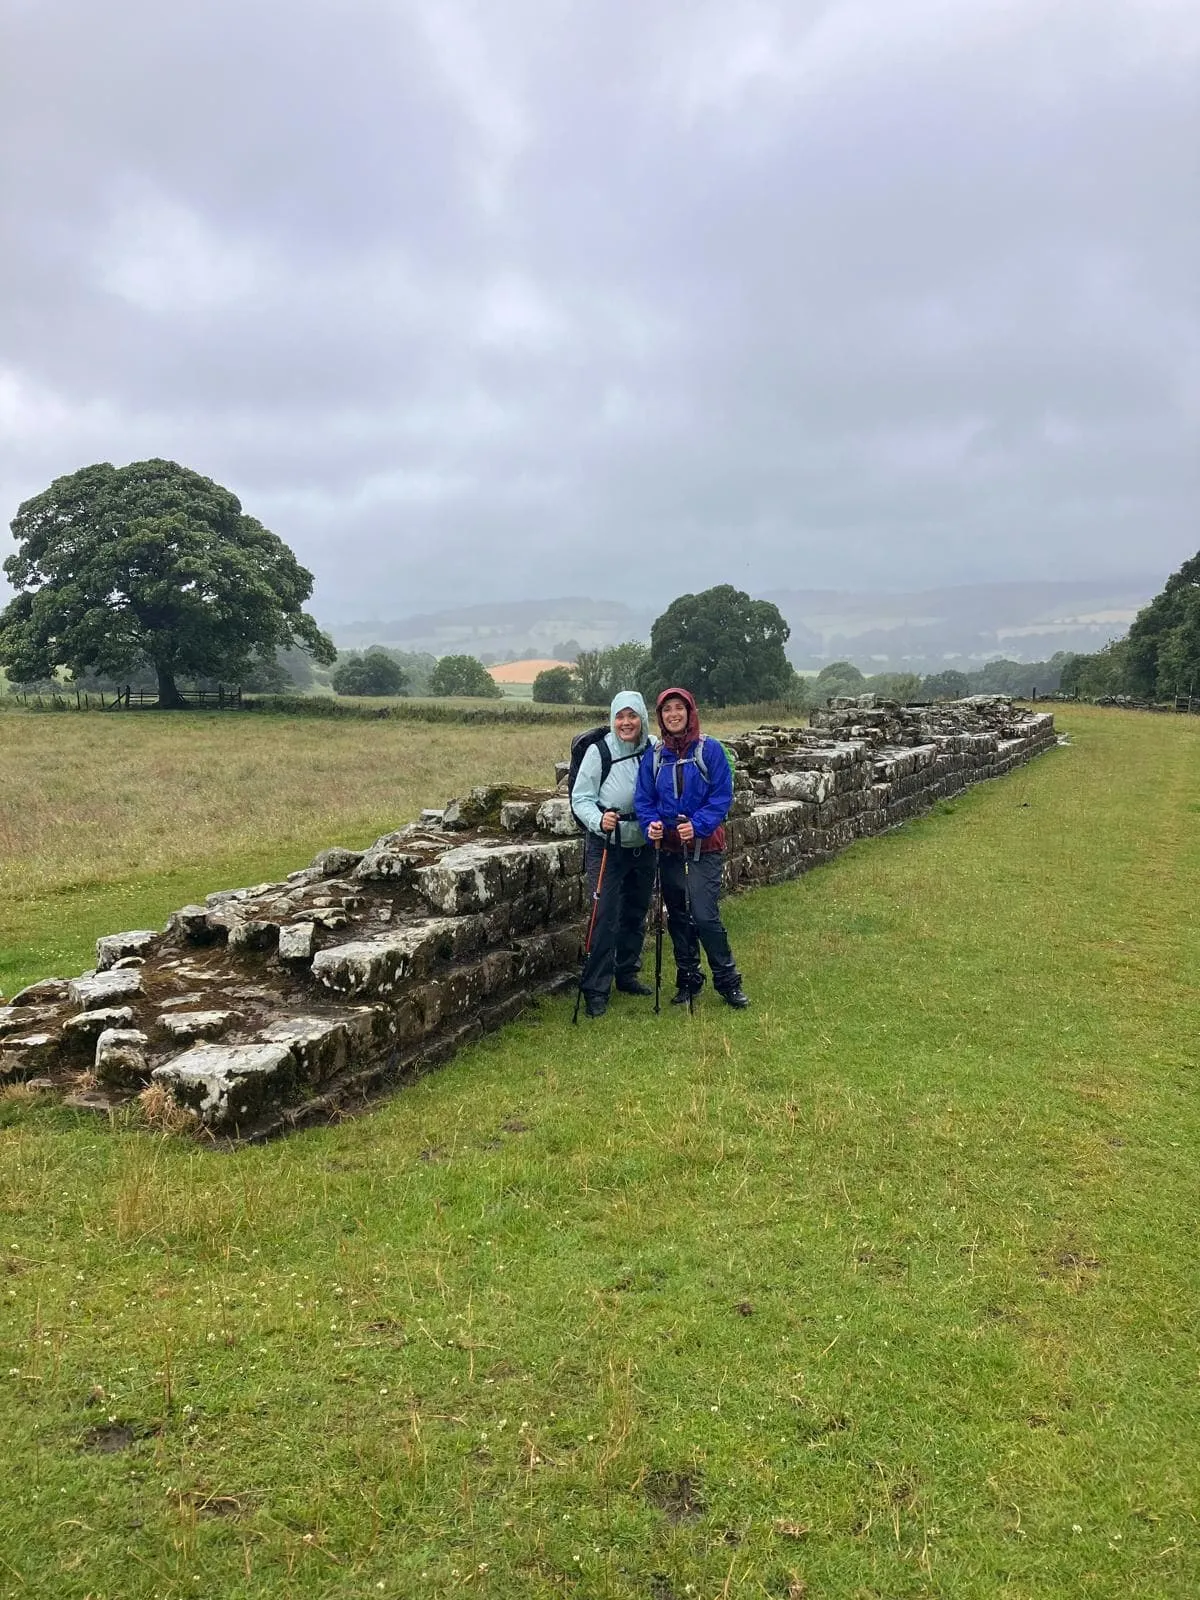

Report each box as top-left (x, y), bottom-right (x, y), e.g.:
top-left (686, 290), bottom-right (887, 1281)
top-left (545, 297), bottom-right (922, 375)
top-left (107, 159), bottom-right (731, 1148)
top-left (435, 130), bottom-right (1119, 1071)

top-left (566, 725), bottom-right (641, 832)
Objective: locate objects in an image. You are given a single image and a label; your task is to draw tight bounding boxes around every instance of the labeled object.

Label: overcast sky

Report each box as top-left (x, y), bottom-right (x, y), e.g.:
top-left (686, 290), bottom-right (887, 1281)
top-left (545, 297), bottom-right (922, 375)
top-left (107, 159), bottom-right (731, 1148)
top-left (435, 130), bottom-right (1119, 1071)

top-left (1, 0), bottom-right (1196, 621)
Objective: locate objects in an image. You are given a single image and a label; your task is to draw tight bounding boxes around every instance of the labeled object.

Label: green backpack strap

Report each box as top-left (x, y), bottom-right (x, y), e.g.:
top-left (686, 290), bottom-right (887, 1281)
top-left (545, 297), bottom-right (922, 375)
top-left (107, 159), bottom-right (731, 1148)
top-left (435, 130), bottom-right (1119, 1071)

top-left (652, 737), bottom-right (736, 786)
top-left (695, 737), bottom-right (736, 783)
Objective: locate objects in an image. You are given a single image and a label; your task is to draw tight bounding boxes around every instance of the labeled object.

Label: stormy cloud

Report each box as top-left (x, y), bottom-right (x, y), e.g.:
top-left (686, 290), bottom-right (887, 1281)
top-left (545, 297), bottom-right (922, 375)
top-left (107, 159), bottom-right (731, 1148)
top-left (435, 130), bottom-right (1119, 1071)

top-left (1, 0), bottom-right (1196, 619)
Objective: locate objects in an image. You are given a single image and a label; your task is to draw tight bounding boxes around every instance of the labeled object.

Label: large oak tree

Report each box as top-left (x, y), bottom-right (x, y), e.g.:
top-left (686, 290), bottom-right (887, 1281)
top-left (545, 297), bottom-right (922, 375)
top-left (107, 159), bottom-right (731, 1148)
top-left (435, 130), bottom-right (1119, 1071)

top-left (645, 584), bottom-right (794, 706)
top-left (0, 459), bottom-right (335, 707)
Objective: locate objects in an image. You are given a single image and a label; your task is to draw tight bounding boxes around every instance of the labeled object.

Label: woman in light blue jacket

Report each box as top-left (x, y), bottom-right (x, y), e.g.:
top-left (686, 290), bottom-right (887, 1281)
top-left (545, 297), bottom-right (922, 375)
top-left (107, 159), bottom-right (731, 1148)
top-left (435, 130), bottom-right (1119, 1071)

top-left (570, 690), bottom-right (656, 1018)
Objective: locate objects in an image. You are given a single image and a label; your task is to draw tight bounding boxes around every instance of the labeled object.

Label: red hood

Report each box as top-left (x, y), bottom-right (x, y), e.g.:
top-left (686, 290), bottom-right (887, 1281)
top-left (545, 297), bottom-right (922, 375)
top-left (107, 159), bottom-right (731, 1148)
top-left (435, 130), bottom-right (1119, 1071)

top-left (656, 686), bottom-right (702, 755)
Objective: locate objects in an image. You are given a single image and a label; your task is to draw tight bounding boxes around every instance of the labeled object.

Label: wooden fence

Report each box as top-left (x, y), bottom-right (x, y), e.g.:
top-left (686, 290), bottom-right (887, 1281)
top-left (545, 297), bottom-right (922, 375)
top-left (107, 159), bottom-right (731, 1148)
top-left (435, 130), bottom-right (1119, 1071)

top-left (9, 685), bottom-right (242, 711)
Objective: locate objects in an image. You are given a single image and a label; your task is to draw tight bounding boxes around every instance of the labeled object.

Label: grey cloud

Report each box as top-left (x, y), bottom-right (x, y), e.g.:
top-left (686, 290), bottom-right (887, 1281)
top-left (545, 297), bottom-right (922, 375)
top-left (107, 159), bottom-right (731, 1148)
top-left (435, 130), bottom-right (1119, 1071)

top-left (1, 0), bottom-right (1196, 618)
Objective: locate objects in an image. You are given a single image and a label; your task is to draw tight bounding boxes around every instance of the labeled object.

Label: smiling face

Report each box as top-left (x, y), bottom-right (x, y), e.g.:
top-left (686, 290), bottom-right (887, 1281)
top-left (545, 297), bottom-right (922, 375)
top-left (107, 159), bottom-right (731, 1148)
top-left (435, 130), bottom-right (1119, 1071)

top-left (613, 707), bottom-right (642, 742)
top-left (660, 696), bottom-right (689, 735)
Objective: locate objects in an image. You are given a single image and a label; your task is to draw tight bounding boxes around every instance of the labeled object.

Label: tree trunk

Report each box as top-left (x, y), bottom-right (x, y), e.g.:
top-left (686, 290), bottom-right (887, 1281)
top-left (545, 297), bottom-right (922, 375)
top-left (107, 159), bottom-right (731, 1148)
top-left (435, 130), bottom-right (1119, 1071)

top-left (155, 664), bottom-right (187, 709)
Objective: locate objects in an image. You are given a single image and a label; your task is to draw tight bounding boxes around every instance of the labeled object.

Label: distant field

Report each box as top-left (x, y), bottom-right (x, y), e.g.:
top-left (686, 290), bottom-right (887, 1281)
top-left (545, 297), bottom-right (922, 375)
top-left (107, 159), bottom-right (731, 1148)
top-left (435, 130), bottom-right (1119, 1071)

top-left (1, 704), bottom-right (1197, 1598)
top-left (487, 658), bottom-right (573, 685)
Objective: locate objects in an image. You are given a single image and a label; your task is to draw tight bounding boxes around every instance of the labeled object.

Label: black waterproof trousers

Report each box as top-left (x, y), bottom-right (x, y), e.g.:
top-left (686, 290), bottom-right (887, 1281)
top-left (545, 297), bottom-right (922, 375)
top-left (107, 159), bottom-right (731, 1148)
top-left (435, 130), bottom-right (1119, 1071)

top-left (658, 849), bottom-right (742, 995)
top-left (580, 835), bottom-right (656, 1000)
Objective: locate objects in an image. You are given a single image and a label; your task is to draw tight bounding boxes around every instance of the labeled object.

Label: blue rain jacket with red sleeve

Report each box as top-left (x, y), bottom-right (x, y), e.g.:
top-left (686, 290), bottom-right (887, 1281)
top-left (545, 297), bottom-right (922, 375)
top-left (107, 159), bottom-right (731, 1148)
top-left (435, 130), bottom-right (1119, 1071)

top-left (635, 736), bottom-right (732, 854)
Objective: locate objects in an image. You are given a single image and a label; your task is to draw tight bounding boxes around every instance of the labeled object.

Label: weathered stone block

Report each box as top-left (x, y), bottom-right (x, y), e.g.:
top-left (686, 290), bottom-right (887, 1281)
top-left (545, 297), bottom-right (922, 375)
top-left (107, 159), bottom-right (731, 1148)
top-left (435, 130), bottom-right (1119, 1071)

top-left (549, 876), bottom-right (585, 918)
top-left (416, 979), bottom-right (445, 1032)
top-left (535, 798), bottom-right (576, 836)
top-left (2, 1004), bottom-right (63, 1038)
top-left (417, 841), bottom-right (567, 916)
top-left (500, 801), bottom-right (538, 833)
top-left (95, 1028), bottom-right (151, 1088)
top-left (311, 920), bottom-right (460, 997)
top-left (95, 930), bottom-right (157, 971)
top-left (310, 846), bottom-right (364, 877)
top-left (153, 1041), bottom-right (301, 1129)
top-left (206, 882), bottom-right (284, 909)
top-left (258, 1015), bottom-right (371, 1084)
top-left (159, 1010), bottom-right (236, 1043)
top-left (228, 919), bottom-right (281, 954)
top-left (441, 786), bottom-right (505, 831)
top-left (10, 978), bottom-right (70, 1006)
top-left (62, 1007), bottom-right (135, 1049)
top-left (166, 905), bottom-right (214, 943)
top-left (0, 1034), bottom-right (59, 1080)
top-left (771, 769), bottom-right (833, 803)
top-left (278, 922), bottom-right (317, 963)
top-left (754, 801), bottom-right (809, 841)
top-left (352, 840), bottom-right (421, 883)
top-left (69, 969), bottom-right (143, 1010)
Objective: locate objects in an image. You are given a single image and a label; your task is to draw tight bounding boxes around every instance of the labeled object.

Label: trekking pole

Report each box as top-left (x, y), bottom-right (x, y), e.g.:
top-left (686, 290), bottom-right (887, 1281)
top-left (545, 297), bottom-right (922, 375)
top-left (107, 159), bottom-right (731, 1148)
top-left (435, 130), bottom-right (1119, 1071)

top-left (680, 831), bottom-right (697, 1016)
top-left (653, 840), bottom-right (663, 1015)
top-left (572, 831), bottom-right (611, 1025)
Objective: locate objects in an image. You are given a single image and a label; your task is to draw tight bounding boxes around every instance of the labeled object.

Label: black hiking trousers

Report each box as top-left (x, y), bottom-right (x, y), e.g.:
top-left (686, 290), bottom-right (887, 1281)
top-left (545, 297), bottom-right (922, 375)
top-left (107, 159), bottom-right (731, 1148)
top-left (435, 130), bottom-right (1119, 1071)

top-left (581, 835), bottom-right (656, 1000)
top-left (658, 849), bottom-right (741, 995)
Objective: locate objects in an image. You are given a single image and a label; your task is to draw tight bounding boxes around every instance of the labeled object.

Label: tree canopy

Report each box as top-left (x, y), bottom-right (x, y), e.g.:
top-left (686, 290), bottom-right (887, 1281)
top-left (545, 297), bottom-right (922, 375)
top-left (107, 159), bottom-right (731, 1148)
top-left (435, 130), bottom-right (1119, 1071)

top-left (812, 660), bottom-right (867, 702)
top-left (332, 647), bottom-right (408, 697)
top-left (531, 665), bottom-right (575, 703)
top-left (1123, 550), bottom-right (1200, 697)
top-left (645, 585), bottom-right (794, 706)
top-left (0, 459), bottom-right (335, 707)
top-left (428, 654), bottom-right (503, 698)
top-left (920, 669), bottom-right (971, 700)
top-left (571, 641), bottom-right (650, 706)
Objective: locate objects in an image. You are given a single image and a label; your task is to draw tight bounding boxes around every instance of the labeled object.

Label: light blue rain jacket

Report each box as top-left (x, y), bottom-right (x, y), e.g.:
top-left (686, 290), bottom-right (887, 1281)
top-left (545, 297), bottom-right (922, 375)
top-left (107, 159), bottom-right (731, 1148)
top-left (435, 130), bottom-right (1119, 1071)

top-left (570, 690), bottom-right (653, 848)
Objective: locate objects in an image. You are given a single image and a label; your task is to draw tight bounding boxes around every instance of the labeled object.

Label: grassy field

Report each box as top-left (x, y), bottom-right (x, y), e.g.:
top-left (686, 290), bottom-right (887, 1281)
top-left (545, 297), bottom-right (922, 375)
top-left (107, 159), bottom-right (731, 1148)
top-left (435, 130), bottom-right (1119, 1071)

top-left (1, 706), bottom-right (1198, 1597)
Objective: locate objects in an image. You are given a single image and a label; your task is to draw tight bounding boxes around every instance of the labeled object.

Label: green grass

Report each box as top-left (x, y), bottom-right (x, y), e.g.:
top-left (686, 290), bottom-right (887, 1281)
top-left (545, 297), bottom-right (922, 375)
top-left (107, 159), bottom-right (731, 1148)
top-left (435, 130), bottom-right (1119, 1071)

top-left (1, 707), bottom-right (1198, 1596)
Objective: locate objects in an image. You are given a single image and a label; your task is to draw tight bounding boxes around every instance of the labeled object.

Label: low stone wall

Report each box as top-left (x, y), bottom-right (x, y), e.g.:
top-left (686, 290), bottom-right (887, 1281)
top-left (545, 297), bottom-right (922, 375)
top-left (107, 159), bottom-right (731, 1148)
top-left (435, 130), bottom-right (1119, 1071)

top-left (0, 697), bottom-right (1056, 1143)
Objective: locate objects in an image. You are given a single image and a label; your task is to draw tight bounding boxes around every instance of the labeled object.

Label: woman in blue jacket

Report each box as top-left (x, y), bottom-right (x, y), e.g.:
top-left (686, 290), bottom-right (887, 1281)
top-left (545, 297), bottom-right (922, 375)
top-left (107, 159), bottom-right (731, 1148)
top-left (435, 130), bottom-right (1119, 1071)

top-left (570, 690), bottom-right (657, 1018)
top-left (635, 686), bottom-right (750, 1009)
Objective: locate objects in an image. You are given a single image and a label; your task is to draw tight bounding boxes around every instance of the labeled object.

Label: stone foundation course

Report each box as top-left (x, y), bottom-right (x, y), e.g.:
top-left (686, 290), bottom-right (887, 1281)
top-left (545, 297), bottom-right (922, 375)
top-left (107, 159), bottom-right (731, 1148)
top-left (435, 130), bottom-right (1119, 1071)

top-left (1, 697), bottom-right (1056, 1143)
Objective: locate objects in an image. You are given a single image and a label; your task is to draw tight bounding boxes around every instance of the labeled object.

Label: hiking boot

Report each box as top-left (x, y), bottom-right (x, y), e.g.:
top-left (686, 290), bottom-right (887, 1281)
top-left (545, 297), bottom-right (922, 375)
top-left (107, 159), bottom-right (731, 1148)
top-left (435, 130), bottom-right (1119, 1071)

top-left (615, 977), bottom-right (653, 996)
top-left (718, 986), bottom-right (751, 1009)
top-left (670, 971), bottom-right (705, 1005)
top-left (584, 994), bottom-right (609, 1019)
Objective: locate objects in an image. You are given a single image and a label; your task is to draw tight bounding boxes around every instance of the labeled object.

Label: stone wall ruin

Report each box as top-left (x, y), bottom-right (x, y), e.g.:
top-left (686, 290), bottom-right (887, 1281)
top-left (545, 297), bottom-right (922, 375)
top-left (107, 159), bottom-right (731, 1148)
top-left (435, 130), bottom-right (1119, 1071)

top-left (1, 698), bottom-right (1057, 1143)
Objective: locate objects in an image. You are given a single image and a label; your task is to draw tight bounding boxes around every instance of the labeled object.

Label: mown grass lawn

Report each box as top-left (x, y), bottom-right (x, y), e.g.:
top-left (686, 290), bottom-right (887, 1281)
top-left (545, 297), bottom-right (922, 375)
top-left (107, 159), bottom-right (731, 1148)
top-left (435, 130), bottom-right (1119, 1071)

top-left (1, 706), bottom-right (1197, 1598)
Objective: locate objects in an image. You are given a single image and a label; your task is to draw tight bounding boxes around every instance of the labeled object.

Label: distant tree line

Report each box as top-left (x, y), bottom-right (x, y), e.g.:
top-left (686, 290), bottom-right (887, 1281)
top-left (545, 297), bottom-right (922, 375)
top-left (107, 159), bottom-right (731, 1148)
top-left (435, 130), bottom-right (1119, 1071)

top-left (812, 655), bottom-right (1076, 705)
top-left (9, 455), bottom-right (1186, 712)
top-left (330, 646), bottom-right (438, 697)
